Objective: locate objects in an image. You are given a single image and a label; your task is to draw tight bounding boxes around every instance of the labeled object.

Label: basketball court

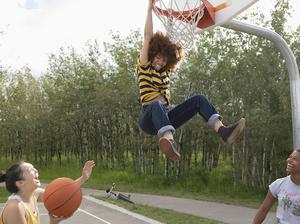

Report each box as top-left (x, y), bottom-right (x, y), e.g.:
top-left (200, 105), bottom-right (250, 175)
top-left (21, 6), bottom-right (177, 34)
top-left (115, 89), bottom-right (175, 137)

top-left (1, 195), bottom-right (162, 224)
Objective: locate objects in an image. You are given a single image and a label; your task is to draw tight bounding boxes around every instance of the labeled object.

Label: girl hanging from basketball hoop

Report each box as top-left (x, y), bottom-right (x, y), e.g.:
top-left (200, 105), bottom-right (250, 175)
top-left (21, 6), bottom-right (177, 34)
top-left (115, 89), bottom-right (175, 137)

top-left (137, 0), bottom-right (245, 161)
top-left (0, 160), bottom-right (95, 224)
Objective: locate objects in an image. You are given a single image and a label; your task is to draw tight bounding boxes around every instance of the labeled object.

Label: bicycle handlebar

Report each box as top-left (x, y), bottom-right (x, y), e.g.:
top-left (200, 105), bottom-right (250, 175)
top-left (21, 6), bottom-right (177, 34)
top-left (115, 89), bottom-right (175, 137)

top-left (105, 183), bottom-right (134, 204)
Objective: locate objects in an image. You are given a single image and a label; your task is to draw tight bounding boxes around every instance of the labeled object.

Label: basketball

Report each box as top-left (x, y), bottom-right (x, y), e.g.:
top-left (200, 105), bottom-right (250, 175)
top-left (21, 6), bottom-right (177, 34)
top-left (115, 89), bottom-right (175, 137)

top-left (44, 177), bottom-right (82, 217)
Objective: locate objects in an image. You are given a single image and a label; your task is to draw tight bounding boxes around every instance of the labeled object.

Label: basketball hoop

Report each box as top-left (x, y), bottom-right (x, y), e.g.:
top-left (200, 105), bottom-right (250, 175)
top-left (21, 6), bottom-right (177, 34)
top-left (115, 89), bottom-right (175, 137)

top-left (152, 0), bottom-right (205, 50)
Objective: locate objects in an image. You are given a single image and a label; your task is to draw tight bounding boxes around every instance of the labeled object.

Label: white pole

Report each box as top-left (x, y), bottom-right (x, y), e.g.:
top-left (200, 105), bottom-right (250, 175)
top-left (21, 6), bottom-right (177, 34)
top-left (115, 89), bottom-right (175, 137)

top-left (222, 20), bottom-right (300, 149)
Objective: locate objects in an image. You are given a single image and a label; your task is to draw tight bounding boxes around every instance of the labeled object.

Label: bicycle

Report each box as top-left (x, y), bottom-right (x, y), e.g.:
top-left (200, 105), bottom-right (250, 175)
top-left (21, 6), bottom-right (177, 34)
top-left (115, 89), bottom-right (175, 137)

top-left (106, 183), bottom-right (134, 204)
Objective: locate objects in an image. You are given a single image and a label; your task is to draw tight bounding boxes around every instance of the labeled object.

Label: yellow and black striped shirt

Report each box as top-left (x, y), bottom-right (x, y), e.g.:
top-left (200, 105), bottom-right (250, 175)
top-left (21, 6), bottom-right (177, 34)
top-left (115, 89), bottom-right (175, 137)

top-left (136, 59), bottom-right (171, 107)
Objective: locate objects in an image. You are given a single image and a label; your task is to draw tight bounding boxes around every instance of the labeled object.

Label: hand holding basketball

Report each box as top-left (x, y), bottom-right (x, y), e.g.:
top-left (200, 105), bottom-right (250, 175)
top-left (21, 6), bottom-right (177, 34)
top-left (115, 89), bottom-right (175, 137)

top-left (44, 160), bottom-right (95, 218)
top-left (44, 177), bottom-right (82, 217)
top-left (49, 214), bottom-right (65, 224)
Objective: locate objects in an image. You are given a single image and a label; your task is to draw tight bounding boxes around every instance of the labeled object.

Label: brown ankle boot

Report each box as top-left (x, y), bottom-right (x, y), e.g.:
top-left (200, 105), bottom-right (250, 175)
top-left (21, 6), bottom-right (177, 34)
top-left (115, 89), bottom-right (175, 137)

top-left (159, 137), bottom-right (181, 161)
top-left (218, 118), bottom-right (245, 144)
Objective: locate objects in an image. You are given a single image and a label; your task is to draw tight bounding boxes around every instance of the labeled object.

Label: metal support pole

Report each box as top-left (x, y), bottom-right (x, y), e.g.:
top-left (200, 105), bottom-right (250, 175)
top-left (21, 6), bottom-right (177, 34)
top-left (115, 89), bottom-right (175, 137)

top-left (222, 20), bottom-right (300, 149)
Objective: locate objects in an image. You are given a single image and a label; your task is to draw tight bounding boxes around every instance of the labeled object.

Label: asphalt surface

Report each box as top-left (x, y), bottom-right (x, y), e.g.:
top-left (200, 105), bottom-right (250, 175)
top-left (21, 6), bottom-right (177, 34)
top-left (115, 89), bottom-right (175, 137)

top-left (39, 196), bottom-right (162, 224)
top-left (83, 188), bottom-right (276, 224)
top-left (1, 195), bottom-right (162, 224)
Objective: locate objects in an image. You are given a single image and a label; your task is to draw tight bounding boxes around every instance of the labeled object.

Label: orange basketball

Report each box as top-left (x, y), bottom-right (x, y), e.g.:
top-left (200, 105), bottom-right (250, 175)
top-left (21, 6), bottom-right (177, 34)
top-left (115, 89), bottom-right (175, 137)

top-left (44, 177), bottom-right (82, 217)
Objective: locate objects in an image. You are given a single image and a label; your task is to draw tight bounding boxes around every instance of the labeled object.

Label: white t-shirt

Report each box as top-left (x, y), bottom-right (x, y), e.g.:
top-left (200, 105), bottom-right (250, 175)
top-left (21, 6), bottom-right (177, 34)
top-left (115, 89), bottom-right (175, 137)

top-left (269, 175), bottom-right (300, 224)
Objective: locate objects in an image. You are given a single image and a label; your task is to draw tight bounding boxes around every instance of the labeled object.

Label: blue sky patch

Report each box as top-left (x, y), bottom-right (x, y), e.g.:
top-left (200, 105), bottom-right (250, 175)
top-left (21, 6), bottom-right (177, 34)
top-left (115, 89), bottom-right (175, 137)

top-left (20, 0), bottom-right (39, 10)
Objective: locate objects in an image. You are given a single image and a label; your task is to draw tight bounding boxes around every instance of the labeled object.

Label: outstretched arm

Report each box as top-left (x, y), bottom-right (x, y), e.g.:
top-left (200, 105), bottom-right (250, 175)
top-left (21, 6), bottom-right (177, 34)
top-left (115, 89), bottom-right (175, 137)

top-left (252, 191), bottom-right (276, 224)
top-left (75, 160), bottom-right (95, 185)
top-left (140, 0), bottom-right (154, 64)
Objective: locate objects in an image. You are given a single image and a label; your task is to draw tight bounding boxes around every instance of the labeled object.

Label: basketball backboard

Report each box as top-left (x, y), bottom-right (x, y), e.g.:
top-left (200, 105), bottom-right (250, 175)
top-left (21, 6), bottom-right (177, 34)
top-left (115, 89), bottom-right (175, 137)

top-left (196, 0), bottom-right (259, 32)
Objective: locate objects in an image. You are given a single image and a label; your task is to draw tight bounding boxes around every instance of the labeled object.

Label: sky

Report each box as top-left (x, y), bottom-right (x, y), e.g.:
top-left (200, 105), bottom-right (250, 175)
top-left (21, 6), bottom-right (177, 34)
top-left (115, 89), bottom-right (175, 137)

top-left (0, 0), bottom-right (299, 77)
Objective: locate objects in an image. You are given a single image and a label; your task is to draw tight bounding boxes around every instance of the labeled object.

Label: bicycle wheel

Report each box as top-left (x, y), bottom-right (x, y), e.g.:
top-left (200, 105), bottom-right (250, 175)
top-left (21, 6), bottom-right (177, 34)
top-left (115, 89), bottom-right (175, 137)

top-left (117, 193), bottom-right (134, 204)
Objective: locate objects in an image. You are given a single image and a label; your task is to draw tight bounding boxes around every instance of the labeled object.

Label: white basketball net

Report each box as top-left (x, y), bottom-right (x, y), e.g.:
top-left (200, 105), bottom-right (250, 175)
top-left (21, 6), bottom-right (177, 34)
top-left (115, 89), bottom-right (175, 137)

top-left (153, 0), bottom-right (204, 50)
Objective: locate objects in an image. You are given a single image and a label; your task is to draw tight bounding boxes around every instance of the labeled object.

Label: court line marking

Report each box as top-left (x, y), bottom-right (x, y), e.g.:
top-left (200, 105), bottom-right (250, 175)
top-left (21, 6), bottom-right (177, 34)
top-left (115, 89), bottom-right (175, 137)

top-left (1, 205), bottom-right (110, 224)
top-left (39, 207), bottom-right (111, 223)
top-left (36, 208), bottom-right (112, 223)
top-left (78, 208), bottom-right (112, 224)
top-left (84, 195), bottom-right (163, 224)
top-left (3, 196), bottom-right (163, 224)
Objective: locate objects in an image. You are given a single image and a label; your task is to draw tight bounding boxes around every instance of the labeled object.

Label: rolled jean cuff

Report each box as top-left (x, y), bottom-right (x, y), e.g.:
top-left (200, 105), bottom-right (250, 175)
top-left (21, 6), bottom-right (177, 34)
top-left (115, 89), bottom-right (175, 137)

top-left (157, 125), bottom-right (175, 138)
top-left (207, 114), bottom-right (221, 127)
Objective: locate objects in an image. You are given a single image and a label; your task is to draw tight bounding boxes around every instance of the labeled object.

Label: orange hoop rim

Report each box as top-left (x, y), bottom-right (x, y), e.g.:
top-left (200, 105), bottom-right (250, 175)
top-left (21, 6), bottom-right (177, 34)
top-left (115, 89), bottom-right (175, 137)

top-left (152, 0), bottom-right (202, 18)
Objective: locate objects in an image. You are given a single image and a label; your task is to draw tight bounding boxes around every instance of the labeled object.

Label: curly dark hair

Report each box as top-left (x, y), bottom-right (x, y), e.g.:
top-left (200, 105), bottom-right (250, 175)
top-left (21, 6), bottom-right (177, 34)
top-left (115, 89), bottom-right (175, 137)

top-left (148, 32), bottom-right (185, 71)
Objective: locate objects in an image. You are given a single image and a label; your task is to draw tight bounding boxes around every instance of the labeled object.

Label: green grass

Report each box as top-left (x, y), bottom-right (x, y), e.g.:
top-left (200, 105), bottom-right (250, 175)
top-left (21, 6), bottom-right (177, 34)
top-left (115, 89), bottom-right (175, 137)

top-left (95, 196), bottom-right (224, 224)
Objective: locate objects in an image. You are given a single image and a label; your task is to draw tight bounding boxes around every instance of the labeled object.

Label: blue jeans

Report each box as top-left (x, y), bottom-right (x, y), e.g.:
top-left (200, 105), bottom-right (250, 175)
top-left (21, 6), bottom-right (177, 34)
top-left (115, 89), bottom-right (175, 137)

top-left (139, 94), bottom-right (221, 137)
